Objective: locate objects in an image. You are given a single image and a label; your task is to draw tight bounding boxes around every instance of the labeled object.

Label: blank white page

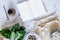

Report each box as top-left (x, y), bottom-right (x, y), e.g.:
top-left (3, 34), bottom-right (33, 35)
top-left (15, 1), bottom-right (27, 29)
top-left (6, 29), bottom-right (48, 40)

top-left (17, 1), bottom-right (34, 22)
top-left (29, 0), bottom-right (47, 18)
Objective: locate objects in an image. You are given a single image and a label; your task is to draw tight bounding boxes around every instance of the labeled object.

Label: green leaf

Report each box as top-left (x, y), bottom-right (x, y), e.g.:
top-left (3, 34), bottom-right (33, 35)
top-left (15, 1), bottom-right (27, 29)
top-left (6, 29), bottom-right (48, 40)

top-left (11, 23), bottom-right (19, 32)
top-left (0, 29), bottom-right (11, 38)
top-left (11, 32), bottom-right (15, 40)
top-left (15, 32), bottom-right (22, 40)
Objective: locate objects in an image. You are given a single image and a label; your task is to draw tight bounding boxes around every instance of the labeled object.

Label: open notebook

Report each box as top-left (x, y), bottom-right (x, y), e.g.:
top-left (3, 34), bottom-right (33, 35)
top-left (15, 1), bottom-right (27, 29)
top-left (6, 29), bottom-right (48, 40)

top-left (17, 0), bottom-right (55, 22)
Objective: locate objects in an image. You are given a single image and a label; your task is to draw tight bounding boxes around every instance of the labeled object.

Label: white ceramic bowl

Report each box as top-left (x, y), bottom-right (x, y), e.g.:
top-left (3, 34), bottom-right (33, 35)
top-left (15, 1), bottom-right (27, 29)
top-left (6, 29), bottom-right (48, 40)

top-left (23, 32), bottom-right (41, 40)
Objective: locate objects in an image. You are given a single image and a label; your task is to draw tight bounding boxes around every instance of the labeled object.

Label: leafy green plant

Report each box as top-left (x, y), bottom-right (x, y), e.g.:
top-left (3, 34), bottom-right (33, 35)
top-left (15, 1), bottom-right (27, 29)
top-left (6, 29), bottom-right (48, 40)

top-left (0, 23), bottom-right (26, 40)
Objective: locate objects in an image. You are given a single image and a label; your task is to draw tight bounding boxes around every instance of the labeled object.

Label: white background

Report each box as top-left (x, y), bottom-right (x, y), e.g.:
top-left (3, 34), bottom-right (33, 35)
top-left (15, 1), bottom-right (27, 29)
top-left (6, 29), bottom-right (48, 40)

top-left (0, 0), bottom-right (60, 22)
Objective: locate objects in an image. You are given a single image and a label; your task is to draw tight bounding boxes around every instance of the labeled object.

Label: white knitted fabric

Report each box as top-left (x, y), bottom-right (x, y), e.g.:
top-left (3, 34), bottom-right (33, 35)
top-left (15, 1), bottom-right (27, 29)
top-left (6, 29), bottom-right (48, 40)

top-left (51, 31), bottom-right (60, 40)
